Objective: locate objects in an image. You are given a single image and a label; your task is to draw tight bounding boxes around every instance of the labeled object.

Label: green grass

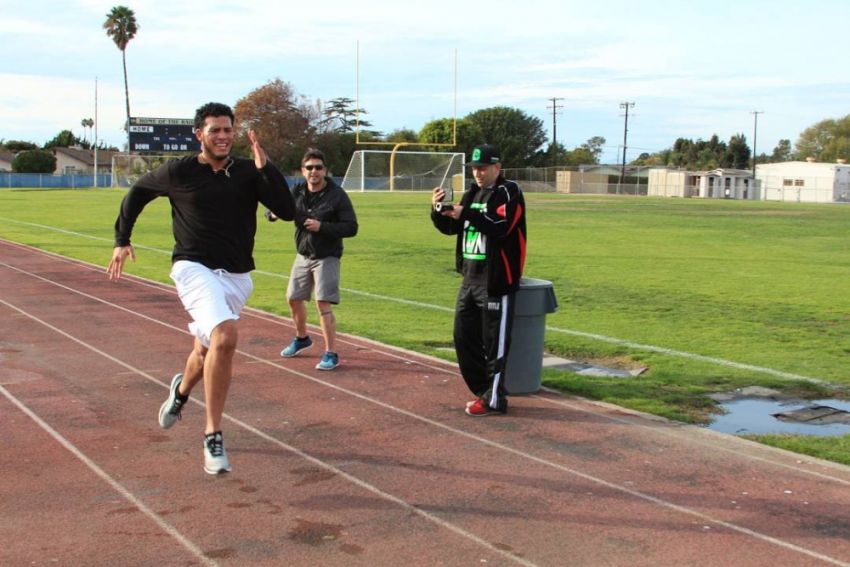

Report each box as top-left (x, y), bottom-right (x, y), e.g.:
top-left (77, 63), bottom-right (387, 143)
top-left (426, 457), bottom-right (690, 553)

top-left (2, 188), bottom-right (850, 463)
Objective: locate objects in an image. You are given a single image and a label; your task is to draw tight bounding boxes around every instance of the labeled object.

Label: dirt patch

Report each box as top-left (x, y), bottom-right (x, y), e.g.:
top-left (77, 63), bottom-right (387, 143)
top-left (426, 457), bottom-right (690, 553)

top-left (582, 355), bottom-right (647, 374)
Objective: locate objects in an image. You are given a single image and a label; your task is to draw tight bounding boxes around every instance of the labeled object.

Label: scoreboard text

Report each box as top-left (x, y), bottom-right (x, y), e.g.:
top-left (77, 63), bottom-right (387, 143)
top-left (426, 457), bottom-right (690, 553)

top-left (128, 117), bottom-right (200, 153)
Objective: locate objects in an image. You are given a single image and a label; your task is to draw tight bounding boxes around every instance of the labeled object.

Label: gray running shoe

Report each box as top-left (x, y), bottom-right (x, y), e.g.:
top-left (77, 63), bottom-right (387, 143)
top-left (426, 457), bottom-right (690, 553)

top-left (204, 431), bottom-right (231, 475)
top-left (159, 373), bottom-right (188, 429)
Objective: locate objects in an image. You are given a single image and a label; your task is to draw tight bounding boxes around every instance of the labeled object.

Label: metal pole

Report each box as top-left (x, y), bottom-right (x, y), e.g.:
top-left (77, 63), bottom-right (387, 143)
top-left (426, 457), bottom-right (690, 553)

top-left (547, 97), bottom-right (563, 166)
top-left (619, 102), bottom-right (634, 192)
top-left (750, 110), bottom-right (763, 179)
top-left (94, 77), bottom-right (99, 188)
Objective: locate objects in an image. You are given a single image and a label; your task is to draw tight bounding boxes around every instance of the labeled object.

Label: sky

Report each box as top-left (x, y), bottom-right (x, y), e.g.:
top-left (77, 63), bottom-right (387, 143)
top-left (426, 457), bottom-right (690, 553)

top-left (1, 0), bottom-right (849, 164)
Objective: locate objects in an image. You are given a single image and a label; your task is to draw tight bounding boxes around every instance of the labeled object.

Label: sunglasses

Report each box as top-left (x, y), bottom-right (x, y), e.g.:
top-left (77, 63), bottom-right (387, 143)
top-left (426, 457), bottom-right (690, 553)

top-left (304, 164), bottom-right (324, 171)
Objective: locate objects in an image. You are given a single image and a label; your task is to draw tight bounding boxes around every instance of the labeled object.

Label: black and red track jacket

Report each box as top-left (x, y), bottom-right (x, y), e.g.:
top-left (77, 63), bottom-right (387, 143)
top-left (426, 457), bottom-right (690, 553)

top-left (431, 174), bottom-right (527, 296)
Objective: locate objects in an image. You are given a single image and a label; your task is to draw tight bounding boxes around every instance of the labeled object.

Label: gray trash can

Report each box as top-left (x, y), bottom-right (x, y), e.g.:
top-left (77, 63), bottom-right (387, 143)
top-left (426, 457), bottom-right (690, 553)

top-left (505, 278), bottom-right (558, 394)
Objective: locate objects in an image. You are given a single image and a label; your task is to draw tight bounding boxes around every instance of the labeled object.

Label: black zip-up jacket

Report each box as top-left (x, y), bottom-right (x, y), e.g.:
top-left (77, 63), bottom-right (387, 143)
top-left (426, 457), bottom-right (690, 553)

top-left (289, 177), bottom-right (358, 259)
top-left (431, 175), bottom-right (527, 296)
top-left (114, 155), bottom-right (295, 273)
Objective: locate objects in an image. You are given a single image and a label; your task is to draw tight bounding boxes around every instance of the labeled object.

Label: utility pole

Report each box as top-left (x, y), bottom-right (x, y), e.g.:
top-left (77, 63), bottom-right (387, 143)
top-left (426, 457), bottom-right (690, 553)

top-left (547, 97), bottom-right (564, 166)
top-left (94, 77), bottom-right (98, 188)
top-left (750, 110), bottom-right (763, 179)
top-left (618, 102), bottom-right (635, 193)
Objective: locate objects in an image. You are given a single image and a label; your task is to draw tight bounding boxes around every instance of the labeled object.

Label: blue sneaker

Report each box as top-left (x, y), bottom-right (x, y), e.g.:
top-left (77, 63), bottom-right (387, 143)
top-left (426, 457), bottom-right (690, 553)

top-left (281, 336), bottom-right (313, 358)
top-left (316, 351), bottom-right (339, 371)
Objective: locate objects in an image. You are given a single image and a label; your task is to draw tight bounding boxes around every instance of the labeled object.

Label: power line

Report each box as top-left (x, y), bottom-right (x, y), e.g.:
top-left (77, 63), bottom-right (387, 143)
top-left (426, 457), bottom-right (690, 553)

top-left (547, 97), bottom-right (564, 165)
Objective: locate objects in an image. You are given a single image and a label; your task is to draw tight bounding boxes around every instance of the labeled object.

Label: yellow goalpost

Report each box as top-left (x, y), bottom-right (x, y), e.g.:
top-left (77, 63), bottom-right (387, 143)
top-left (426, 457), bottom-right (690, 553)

top-left (353, 41), bottom-right (459, 191)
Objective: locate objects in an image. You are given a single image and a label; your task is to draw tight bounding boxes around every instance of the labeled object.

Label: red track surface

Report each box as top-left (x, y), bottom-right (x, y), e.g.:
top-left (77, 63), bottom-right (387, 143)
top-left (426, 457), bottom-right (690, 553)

top-left (2, 238), bottom-right (850, 567)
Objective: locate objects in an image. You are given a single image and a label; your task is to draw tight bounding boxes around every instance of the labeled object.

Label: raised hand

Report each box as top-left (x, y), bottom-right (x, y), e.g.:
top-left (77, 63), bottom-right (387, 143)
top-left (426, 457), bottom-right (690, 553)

top-left (247, 129), bottom-right (268, 169)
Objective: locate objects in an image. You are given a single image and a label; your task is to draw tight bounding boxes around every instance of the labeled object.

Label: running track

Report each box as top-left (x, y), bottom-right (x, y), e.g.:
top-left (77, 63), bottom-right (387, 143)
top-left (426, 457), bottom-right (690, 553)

top-left (2, 239), bottom-right (850, 567)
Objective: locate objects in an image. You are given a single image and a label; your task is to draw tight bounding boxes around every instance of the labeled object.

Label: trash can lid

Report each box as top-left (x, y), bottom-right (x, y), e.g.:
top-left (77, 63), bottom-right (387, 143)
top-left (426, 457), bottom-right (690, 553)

top-left (519, 277), bottom-right (553, 288)
top-left (515, 277), bottom-right (558, 314)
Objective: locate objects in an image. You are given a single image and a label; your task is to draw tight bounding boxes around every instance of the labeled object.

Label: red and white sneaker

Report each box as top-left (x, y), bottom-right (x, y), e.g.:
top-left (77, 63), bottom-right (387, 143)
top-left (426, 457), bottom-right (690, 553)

top-left (465, 397), bottom-right (507, 417)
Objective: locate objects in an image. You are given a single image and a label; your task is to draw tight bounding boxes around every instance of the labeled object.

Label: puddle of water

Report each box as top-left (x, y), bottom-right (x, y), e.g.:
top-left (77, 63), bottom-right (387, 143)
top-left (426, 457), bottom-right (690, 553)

top-left (707, 398), bottom-right (850, 437)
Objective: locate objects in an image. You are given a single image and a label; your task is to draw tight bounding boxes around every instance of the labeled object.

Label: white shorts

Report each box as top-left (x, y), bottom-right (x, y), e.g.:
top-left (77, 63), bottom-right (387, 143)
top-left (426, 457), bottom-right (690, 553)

top-left (170, 260), bottom-right (253, 347)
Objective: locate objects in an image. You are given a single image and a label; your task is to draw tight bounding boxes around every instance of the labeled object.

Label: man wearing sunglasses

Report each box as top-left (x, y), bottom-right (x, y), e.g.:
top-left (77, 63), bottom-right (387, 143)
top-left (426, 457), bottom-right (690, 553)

top-left (268, 148), bottom-right (358, 370)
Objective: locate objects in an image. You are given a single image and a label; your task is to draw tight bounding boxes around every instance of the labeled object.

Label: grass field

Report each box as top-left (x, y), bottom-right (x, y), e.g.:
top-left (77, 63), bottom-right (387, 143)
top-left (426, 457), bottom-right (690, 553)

top-left (2, 188), bottom-right (850, 463)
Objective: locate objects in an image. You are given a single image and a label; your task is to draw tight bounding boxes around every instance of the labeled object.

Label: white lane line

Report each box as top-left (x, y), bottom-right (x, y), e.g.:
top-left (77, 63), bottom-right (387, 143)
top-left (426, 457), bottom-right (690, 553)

top-left (0, 234), bottom-right (828, 384)
top-left (545, 325), bottom-right (827, 384)
top-left (0, 383), bottom-right (218, 567)
top-left (3, 254), bottom-right (849, 484)
top-left (2, 276), bottom-right (850, 566)
top-left (0, 297), bottom-right (538, 567)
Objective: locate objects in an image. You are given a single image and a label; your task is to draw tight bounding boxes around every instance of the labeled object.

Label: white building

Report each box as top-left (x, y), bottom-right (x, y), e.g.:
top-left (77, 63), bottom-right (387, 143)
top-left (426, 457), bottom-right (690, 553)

top-left (756, 159), bottom-right (850, 203)
top-left (647, 168), bottom-right (756, 199)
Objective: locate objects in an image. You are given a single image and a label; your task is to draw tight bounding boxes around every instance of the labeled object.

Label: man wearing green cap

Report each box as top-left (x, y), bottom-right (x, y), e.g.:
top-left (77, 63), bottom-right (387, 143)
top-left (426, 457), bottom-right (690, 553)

top-left (430, 144), bottom-right (527, 416)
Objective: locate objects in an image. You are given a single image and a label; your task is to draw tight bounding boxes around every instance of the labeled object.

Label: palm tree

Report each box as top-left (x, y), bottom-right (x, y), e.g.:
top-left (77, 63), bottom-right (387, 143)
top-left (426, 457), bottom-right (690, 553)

top-left (83, 118), bottom-right (95, 148)
top-left (103, 6), bottom-right (138, 143)
top-left (81, 118), bottom-right (89, 144)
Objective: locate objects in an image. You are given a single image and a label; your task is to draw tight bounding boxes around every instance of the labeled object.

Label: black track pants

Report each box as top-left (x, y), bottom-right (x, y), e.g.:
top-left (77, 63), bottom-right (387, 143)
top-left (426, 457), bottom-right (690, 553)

top-left (453, 281), bottom-right (515, 409)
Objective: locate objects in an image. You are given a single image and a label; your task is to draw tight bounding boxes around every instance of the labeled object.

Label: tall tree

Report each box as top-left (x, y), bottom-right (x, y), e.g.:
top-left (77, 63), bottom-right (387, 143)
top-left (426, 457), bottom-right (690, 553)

top-left (771, 139), bottom-right (792, 162)
top-left (561, 146), bottom-right (595, 166)
top-left (723, 133), bottom-right (750, 169)
top-left (320, 97), bottom-right (372, 134)
top-left (580, 136), bottom-right (606, 164)
top-left (465, 106), bottom-right (548, 168)
top-left (419, 117), bottom-right (482, 159)
top-left (795, 115), bottom-right (850, 163)
top-left (234, 78), bottom-right (313, 171)
top-left (79, 118), bottom-right (94, 148)
top-left (44, 130), bottom-right (80, 149)
top-left (103, 5), bottom-right (138, 139)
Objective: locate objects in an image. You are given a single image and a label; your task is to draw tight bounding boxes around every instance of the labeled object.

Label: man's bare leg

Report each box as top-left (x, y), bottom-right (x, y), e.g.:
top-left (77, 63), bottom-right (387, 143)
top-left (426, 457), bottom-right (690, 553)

top-left (316, 300), bottom-right (336, 353)
top-left (178, 338), bottom-right (207, 396)
top-left (289, 299), bottom-right (308, 337)
top-left (203, 320), bottom-right (238, 434)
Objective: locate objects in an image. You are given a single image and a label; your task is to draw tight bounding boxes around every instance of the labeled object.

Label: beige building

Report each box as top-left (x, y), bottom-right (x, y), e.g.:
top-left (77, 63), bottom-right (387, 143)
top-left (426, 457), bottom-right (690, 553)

top-left (52, 147), bottom-right (118, 175)
top-left (556, 170), bottom-right (608, 193)
top-left (755, 159), bottom-right (850, 203)
top-left (0, 150), bottom-right (14, 172)
top-left (647, 169), bottom-right (697, 198)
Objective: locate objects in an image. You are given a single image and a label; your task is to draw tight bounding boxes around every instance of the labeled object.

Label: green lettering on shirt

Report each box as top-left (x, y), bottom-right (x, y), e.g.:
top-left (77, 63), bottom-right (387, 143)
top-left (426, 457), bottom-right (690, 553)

top-left (462, 202), bottom-right (487, 261)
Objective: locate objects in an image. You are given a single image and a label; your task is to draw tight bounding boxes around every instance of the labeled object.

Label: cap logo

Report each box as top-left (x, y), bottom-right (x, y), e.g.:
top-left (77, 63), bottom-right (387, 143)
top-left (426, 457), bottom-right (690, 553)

top-left (472, 148), bottom-right (482, 162)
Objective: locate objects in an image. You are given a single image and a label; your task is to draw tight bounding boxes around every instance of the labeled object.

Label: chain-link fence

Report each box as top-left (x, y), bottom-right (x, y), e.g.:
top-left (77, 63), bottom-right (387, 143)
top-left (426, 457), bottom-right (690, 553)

top-left (0, 172), bottom-right (112, 188)
top-left (499, 165), bottom-right (651, 195)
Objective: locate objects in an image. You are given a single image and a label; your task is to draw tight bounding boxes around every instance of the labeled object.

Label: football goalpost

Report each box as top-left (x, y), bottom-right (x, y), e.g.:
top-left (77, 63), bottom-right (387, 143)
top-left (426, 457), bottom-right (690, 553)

top-left (341, 150), bottom-right (465, 196)
top-left (344, 42), bottom-right (464, 196)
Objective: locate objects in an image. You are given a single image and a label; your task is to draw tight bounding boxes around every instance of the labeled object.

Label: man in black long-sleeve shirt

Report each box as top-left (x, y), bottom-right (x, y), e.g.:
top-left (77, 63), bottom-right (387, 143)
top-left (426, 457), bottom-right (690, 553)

top-left (107, 102), bottom-right (295, 474)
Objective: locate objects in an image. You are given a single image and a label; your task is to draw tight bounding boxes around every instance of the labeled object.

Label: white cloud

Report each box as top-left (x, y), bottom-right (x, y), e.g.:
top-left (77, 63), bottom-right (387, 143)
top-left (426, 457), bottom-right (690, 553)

top-left (2, 0), bottom-right (850, 162)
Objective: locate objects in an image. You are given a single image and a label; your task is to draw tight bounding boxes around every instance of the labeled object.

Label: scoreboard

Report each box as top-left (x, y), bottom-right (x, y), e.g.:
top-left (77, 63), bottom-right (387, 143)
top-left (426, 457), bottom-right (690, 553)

top-left (128, 117), bottom-right (200, 153)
